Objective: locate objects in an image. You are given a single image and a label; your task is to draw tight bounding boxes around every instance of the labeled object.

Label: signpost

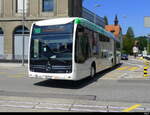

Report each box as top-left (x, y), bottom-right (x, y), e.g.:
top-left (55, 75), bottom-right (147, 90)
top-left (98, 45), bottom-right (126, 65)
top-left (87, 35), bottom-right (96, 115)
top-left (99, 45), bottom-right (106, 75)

top-left (144, 17), bottom-right (150, 55)
top-left (147, 34), bottom-right (150, 55)
top-left (22, 0), bottom-right (25, 66)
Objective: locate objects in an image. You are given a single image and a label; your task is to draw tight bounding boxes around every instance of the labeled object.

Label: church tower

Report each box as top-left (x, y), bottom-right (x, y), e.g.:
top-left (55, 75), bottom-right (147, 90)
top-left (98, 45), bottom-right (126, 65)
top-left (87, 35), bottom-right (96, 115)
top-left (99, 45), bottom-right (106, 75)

top-left (114, 15), bottom-right (119, 26)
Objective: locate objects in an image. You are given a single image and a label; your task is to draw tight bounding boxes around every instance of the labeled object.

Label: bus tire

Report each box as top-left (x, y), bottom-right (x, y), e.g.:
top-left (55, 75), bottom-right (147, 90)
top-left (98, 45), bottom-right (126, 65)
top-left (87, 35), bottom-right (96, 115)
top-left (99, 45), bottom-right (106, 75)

top-left (90, 65), bottom-right (96, 78)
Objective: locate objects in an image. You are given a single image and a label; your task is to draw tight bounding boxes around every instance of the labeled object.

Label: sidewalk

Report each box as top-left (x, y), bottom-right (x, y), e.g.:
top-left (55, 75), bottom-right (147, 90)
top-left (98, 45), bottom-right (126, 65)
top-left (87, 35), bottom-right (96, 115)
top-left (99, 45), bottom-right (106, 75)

top-left (0, 63), bottom-right (28, 68)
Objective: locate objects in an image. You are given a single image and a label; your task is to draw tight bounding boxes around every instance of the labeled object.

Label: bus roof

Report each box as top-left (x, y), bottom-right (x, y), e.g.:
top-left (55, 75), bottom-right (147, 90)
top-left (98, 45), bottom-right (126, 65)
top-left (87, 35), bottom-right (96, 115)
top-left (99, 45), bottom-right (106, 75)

top-left (75, 18), bottom-right (117, 41)
top-left (34, 17), bottom-right (118, 41)
top-left (34, 17), bottom-right (76, 26)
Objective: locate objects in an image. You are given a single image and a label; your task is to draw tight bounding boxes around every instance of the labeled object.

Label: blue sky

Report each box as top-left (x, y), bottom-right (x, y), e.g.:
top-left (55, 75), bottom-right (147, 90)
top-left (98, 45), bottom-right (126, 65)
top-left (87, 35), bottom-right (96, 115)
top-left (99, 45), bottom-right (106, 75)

top-left (83, 0), bottom-right (150, 37)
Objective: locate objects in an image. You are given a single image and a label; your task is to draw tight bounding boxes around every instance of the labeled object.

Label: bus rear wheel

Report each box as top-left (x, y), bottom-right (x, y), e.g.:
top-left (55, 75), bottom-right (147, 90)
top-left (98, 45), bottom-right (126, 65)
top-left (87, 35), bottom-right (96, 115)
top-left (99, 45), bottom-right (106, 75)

top-left (90, 65), bottom-right (96, 78)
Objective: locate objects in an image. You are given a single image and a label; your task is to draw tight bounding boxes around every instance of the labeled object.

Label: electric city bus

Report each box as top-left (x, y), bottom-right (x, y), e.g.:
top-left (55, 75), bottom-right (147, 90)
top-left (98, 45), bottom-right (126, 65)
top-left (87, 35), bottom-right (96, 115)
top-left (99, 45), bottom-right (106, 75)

top-left (28, 17), bottom-right (121, 81)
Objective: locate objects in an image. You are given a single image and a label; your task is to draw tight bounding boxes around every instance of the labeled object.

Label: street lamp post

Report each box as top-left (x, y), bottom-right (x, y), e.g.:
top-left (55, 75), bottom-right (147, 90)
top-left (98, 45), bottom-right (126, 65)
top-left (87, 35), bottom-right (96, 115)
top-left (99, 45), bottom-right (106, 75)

top-left (22, 0), bottom-right (25, 66)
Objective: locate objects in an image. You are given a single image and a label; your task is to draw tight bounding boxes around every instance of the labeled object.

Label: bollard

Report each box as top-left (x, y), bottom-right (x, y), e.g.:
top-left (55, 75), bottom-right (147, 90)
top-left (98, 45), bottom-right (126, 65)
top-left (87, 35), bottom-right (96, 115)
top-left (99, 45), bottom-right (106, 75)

top-left (139, 57), bottom-right (144, 60)
top-left (144, 61), bottom-right (149, 66)
top-left (144, 66), bottom-right (149, 77)
top-left (143, 60), bottom-right (150, 77)
top-left (147, 61), bottom-right (150, 65)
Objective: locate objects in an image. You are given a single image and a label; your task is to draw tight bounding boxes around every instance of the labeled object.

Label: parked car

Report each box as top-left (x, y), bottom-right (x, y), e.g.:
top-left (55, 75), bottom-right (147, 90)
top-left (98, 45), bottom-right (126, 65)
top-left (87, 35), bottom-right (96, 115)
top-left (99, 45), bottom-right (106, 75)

top-left (138, 54), bottom-right (143, 57)
top-left (121, 54), bottom-right (128, 60)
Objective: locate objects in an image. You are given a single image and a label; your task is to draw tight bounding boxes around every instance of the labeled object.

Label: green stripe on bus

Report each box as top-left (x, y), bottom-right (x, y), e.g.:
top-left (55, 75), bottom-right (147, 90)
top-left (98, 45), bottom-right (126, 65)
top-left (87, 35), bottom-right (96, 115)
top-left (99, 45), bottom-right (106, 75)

top-left (75, 18), bottom-right (81, 24)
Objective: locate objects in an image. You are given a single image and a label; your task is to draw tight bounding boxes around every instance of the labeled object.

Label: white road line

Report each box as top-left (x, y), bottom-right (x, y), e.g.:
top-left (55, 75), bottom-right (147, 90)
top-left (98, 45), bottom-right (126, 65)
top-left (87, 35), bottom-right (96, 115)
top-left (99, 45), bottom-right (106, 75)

top-left (73, 104), bottom-right (107, 108)
top-left (70, 108), bottom-right (107, 112)
top-left (0, 104), bottom-right (34, 109)
top-left (0, 100), bottom-right (146, 112)
top-left (35, 106), bottom-right (69, 111)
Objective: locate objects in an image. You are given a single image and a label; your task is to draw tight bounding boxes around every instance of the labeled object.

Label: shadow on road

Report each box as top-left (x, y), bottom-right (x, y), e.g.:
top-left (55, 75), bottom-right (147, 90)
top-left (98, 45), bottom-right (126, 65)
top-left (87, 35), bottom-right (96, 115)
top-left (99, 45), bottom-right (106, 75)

top-left (34, 63), bottom-right (122, 89)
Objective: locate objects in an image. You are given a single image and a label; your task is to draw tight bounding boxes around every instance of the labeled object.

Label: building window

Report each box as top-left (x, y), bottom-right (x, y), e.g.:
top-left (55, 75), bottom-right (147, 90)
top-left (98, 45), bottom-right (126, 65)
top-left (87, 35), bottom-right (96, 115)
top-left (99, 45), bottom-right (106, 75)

top-left (42, 0), bottom-right (54, 12)
top-left (13, 26), bottom-right (30, 60)
top-left (16, 0), bottom-right (28, 13)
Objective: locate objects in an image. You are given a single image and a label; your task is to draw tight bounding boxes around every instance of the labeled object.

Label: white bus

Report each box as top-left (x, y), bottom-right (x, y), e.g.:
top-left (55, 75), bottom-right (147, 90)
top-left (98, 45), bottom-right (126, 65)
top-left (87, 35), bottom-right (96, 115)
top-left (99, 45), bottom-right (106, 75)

top-left (28, 17), bottom-right (121, 81)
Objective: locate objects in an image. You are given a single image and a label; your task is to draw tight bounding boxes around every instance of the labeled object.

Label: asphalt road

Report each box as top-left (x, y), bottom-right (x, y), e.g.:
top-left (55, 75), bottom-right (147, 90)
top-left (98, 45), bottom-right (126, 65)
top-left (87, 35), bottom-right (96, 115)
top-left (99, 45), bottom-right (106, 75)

top-left (0, 56), bottom-right (150, 112)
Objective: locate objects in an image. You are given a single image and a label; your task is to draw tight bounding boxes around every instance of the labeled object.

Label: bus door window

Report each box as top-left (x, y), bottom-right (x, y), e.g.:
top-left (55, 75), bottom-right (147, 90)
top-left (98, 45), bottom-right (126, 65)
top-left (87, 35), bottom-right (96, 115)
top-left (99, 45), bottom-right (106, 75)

top-left (75, 25), bottom-right (85, 63)
top-left (84, 28), bottom-right (91, 58)
top-left (116, 41), bottom-right (121, 51)
top-left (101, 50), bottom-right (108, 58)
top-left (84, 28), bottom-right (92, 59)
top-left (92, 32), bottom-right (96, 55)
top-left (99, 34), bottom-right (108, 59)
top-left (75, 25), bottom-right (89, 63)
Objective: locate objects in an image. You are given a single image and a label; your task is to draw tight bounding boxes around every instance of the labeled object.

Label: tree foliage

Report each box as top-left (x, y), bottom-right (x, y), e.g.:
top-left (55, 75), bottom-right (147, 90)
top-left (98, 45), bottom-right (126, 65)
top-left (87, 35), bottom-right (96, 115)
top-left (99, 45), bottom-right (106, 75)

top-left (122, 27), bottom-right (135, 54)
top-left (104, 16), bottom-right (109, 25)
top-left (135, 36), bottom-right (150, 53)
top-left (126, 27), bottom-right (135, 38)
top-left (123, 26), bottom-right (150, 54)
top-left (135, 36), bottom-right (146, 50)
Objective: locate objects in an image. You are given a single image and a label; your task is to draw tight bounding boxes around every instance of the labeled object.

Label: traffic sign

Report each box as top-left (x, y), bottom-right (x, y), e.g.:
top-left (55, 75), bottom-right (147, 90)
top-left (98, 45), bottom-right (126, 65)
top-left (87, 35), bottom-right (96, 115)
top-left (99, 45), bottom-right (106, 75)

top-left (144, 16), bottom-right (150, 28)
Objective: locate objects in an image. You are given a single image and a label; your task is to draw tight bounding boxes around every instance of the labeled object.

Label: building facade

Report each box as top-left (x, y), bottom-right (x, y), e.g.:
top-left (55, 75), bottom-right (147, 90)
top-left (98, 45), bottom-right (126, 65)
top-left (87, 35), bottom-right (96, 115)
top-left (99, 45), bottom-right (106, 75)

top-left (82, 7), bottom-right (105, 28)
top-left (0, 0), bottom-right (105, 62)
top-left (105, 15), bottom-right (123, 52)
top-left (0, 0), bottom-right (82, 61)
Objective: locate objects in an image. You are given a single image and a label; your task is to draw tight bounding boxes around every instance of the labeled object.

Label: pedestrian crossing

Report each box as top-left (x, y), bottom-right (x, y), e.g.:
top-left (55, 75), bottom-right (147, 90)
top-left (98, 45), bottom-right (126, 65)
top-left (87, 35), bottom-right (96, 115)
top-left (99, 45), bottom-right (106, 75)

top-left (101, 65), bottom-right (143, 80)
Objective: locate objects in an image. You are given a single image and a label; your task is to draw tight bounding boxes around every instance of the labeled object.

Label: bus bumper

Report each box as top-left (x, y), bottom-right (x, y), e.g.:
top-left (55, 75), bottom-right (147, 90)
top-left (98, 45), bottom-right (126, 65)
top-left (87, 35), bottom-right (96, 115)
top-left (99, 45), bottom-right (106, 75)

top-left (28, 72), bottom-right (76, 81)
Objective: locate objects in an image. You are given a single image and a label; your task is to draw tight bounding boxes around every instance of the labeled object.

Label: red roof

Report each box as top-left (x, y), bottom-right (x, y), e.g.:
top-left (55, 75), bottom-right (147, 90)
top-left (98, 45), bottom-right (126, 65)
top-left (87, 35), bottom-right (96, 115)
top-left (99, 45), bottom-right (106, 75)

top-left (105, 25), bottom-right (121, 38)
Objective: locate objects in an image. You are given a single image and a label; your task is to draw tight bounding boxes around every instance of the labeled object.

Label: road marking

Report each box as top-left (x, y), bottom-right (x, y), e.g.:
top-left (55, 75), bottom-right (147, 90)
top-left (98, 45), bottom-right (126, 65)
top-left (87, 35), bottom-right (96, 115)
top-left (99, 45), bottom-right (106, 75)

top-left (125, 62), bottom-right (143, 68)
top-left (128, 67), bottom-right (139, 71)
top-left (0, 99), bottom-right (145, 112)
top-left (117, 66), bottom-right (139, 71)
top-left (10, 74), bottom-right (25, 78)
top-left (117, 66), bottom-right (129, 70)
top-left (122, 104), bottom-right (141, 112)
top-left (0, 72), bottom-right (7, 74)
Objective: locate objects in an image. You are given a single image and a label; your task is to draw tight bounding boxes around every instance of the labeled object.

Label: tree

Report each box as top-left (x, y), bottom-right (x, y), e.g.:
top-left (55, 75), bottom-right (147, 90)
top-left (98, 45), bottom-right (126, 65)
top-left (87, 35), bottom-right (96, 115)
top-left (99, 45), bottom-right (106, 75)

top-left (126, 27), bottom-right (135, 38)
top-left (135, 36), bottom-right (150, 53)
top-left (122, 27), bottom-right (135, 54)
top-left (122, 35), bottom-right (135, 54)
top-left (104, 16), bottom-right (109, 25)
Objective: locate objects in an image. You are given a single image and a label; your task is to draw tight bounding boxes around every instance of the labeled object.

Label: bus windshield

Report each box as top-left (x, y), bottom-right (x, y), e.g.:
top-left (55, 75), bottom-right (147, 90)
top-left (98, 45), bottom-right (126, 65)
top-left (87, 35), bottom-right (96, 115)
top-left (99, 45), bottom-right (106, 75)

top-left (30, 23), bottom-right (73, 73)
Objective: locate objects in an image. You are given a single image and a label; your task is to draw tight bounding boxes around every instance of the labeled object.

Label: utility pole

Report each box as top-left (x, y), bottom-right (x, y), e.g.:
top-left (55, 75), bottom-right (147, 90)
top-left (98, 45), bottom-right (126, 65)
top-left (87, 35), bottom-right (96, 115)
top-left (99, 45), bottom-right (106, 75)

top-left (22, 0), bottom-right (25, 66)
